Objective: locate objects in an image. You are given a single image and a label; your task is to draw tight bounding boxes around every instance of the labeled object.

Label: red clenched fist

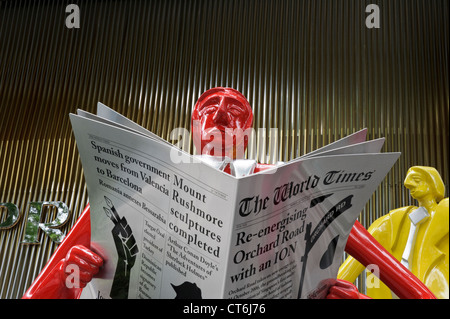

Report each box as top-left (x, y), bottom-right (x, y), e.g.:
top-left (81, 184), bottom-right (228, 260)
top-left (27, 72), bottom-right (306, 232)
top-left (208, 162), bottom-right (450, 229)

top-left (326, 279), bottom-right (370, 299)
top-left (62, 245), bottom-right (103, 288)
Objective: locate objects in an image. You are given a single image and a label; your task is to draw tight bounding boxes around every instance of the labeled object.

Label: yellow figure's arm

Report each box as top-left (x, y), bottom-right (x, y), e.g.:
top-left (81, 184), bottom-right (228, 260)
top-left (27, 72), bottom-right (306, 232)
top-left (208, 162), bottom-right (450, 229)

top-left (338, 251), bottom-right (365, 283)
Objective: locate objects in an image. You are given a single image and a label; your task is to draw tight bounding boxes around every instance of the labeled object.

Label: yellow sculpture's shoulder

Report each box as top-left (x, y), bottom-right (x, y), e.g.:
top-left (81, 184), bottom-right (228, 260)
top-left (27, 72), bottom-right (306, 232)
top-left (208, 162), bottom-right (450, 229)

top-left (368, 206), bottom-right (416, 251)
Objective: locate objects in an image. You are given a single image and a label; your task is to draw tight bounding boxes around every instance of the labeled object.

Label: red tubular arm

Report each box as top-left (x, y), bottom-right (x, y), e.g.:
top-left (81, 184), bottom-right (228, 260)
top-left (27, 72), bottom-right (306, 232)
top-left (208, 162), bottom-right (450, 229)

top-left (22, 205), bottom-right (93, 299)
top-left (345, 220), bottom-right (436, 299)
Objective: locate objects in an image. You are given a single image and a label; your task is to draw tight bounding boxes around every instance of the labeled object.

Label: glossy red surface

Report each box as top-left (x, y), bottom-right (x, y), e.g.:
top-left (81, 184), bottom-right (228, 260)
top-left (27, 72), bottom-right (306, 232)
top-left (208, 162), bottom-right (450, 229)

top-left (344, 220), bottom-right (435, 299)
top-left (191, 87), bottom-right (253, 159)
top-left (22, 205), bottom-right (102, 299)
top-left (22, 88), bottom-right (436, 299)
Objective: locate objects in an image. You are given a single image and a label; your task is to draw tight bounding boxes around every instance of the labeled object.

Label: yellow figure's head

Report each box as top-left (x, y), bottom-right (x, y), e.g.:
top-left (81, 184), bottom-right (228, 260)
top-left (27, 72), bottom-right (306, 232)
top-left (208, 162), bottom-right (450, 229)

top-left (404, 166), bottom-right (445, 203)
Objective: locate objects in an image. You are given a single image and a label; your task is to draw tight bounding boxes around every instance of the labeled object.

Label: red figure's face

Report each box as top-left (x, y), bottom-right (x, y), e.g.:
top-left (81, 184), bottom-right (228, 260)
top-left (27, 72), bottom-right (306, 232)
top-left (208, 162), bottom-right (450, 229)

top-left (192, 87), bottom-right (253, 159)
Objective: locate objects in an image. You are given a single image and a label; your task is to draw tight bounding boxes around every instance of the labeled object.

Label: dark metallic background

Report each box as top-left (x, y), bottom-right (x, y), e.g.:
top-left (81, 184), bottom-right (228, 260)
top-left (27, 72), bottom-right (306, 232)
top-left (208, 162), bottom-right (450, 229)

top-left (0, 0), bottom-right (448, 298)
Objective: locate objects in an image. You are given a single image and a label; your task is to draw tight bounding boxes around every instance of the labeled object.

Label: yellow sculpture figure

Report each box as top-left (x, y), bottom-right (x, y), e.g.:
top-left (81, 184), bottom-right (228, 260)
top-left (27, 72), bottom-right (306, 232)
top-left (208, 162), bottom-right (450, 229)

top-left (338, 166), bottom-right (449, 299)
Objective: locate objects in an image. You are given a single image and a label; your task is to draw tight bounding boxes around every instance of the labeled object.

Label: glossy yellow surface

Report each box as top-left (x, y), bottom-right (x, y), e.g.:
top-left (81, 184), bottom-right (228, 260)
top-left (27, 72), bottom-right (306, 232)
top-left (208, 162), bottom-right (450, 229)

top-left (338, 166), bottom-right (449, 299)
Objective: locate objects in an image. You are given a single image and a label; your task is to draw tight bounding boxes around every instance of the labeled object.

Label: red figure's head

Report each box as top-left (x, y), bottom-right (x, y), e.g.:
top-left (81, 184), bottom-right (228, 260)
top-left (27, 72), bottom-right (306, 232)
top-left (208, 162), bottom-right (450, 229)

top-left (192, 87), bottom-right (253, 159)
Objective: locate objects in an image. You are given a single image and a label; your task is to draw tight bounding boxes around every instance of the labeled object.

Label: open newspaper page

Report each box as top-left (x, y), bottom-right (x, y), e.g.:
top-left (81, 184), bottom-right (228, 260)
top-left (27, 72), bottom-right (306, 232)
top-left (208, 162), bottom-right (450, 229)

top-left (224, 151), bottom-right (400, 299)
top-left (70, 105), bottom-right (400, 299)
top-left (70, 112), bottom-right (239, 299)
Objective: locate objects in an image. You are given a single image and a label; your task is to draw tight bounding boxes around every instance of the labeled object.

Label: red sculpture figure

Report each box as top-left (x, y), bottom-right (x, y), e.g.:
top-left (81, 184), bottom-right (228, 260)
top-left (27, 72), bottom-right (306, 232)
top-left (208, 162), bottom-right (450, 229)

top-left (23, 87), bottom-right (436, 299)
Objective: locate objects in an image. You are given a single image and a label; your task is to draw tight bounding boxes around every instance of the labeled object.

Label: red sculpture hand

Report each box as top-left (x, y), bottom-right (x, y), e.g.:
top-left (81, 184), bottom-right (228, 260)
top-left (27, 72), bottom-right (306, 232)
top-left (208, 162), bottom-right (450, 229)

top-left (326, 280), bottom-right (371, 299)
top-left (62, 245), bottom-right (103, 289)
top-left (22, 206), bottom-right (104, 299)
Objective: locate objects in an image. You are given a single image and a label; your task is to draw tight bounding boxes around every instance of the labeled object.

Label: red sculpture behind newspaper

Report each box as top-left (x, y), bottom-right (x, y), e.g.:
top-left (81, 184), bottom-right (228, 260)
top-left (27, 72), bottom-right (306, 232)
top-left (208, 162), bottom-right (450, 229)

top-left (22, 88), bottom-right (436, 299)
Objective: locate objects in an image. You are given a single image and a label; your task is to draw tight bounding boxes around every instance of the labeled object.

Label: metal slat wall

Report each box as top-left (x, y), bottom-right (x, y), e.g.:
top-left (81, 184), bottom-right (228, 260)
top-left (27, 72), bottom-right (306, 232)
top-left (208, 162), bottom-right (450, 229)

top-left (0, 0), bottom-right (448, 298)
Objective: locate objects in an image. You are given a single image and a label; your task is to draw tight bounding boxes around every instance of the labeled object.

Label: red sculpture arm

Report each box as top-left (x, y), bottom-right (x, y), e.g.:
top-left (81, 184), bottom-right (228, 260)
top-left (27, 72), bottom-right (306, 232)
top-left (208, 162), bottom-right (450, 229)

top-left (344, 220), bottom-right (436, 299)
top-left (22, 205), bottom-right (103, 299)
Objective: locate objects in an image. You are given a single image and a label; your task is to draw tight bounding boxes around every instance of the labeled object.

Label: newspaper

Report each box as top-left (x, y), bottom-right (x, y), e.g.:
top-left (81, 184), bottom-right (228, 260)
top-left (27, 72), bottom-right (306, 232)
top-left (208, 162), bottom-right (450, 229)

top-left (69, 103), bottom-right (400, 299)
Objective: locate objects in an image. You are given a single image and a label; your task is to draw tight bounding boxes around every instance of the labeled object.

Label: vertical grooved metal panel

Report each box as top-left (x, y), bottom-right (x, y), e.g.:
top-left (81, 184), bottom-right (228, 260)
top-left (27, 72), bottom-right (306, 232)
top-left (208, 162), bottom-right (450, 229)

top-left (1, 0), bottom-right (448, 298)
